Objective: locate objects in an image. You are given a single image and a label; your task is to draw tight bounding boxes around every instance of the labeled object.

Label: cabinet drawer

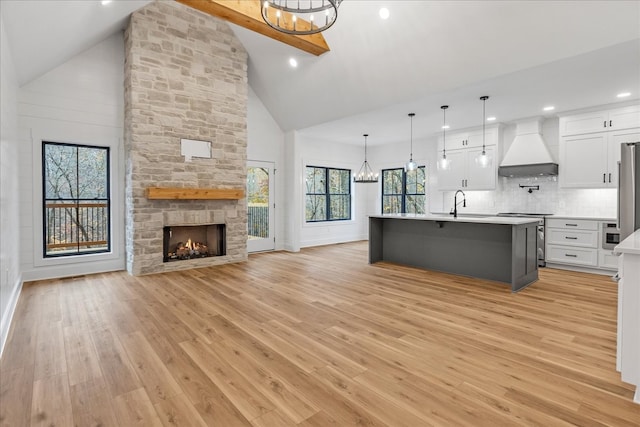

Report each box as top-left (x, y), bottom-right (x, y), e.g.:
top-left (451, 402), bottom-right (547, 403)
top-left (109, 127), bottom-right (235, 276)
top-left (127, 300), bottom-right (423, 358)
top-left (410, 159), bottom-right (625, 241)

top-left (546, 218), bottom-right (598, 230)
top-left (546, 246), bottom-right (598, 266)
top-left (546, 229), bottom-right (598, 248)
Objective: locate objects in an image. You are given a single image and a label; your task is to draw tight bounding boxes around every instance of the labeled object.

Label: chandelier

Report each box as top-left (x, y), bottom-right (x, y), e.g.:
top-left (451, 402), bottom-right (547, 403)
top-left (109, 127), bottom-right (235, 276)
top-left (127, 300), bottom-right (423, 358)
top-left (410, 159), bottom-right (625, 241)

top-left (354, 134), bottom-right (378, 183)
top-left (261, 0), bottom-right (343, 35)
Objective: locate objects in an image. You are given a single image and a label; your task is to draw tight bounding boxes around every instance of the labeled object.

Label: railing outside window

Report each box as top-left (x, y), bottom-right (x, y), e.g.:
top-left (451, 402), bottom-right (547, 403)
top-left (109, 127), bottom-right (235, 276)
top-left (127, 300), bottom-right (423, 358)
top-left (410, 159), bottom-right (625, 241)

top-left (43, 141), bottom-right (110, 257)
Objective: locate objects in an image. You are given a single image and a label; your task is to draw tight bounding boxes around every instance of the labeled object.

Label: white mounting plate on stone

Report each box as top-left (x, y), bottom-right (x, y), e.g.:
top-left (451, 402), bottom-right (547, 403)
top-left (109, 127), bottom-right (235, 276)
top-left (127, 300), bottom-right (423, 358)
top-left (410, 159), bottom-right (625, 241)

top-left (181, 138), bottom-right (211, 162)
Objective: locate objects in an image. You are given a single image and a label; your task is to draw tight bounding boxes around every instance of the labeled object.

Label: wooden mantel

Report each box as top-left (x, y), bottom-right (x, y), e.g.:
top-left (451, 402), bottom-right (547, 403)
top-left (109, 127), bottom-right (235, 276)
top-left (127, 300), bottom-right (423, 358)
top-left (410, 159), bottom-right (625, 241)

top-left (146, 187), bottom-right (244, 200)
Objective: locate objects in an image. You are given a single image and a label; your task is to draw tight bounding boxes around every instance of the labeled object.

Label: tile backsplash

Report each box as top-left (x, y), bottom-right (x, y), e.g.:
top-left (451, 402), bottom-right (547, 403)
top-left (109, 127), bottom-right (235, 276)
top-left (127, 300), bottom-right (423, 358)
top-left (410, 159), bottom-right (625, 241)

top-left (439, 176), bottom-right (617, 219)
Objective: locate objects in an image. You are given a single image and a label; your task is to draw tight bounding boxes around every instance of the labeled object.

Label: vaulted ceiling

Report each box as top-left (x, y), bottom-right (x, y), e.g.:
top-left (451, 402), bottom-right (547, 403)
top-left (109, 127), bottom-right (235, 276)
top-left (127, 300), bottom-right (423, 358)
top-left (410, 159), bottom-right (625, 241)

top-left (2, 1), bottom-right (639, 145)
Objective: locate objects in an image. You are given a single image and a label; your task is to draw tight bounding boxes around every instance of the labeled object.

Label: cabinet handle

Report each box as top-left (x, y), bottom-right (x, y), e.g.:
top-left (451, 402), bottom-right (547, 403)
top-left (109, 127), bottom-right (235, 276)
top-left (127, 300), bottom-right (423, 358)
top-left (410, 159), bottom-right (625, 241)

top-left (566, 223), bottom-right (578, 226)
top-left (603, 173), bottom-right (606, 183)
top-left (609, 120), bottom-right (612, 127)
top-left (565, 236), bottom-right (578, 240)
top-left (462, 179), bottom-right (464, 187)
top-left (465, 179), bottom-right (468, 187)
top-left (609, 173), bottom-right (612, 183)
top-left (565, 254), bottom-right (578, 258)
top-left (604, 120), bottom-right (607, 128)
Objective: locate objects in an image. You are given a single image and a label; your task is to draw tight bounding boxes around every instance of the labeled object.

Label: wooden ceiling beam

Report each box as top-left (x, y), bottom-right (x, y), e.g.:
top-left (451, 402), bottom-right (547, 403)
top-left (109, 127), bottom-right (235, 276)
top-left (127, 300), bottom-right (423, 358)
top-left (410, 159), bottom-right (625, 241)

top-left (176, 0), bottom-right (330, 56)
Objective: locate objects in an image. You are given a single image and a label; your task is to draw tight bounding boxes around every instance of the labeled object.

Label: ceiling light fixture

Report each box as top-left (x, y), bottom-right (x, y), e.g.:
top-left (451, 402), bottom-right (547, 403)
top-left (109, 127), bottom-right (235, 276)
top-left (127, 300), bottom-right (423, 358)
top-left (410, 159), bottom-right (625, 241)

top-left (543, 106), bottom-right (555, 111)
top-left (101, 0), bottom-right (112, 5)
top-left (438, 106), bottom-right (450, 171)
top-left (262, 0), bottom-right (342, 35)
top-left (354, 134), bottom-right (378, 183)
top-left (379, 8), bottom-right (390, 20)
top-left (617, 92), bottom-right (631, 98)
top-left (487, 116), bottom-right (497, 121)
top-left (289, 57), bottom-right (298, 67)
top-left (405, 113), bottom-right (417, 172)
top-left (475, 96), bottom-right (492, 169)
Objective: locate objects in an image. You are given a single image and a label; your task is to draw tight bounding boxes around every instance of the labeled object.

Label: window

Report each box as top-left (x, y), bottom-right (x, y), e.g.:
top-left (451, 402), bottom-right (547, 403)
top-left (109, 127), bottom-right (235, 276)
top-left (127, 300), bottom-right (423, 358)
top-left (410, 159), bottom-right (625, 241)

top-left (42, 142), bottom-right (110, 257)
top-left (382, 166), bottom-right (425, 214)
top-left (305, 166), bottom-right (351, 222)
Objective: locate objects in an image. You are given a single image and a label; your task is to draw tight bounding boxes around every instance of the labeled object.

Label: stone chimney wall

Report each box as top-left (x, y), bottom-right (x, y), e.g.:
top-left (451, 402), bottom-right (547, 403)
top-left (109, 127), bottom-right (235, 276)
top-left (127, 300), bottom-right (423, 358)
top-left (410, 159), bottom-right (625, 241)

top-left (124, 1), bottom-right (248, 275)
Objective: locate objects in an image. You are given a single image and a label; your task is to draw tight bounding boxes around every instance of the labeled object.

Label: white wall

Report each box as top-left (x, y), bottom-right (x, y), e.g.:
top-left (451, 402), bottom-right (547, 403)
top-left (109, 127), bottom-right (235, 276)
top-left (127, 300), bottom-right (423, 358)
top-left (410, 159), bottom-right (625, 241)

top-left (247, 86), bottom-right (286, 250)
top-left (18, 33), bottom-right (126, 281)
top-left (294, 135), bottom-right (371, 248)
top-left (0, 7), bottom-right (22, 356)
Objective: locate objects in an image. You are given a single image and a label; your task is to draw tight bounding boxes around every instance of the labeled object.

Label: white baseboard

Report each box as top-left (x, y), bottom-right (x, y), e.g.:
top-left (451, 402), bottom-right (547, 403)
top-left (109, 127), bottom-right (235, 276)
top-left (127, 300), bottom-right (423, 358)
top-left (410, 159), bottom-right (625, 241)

top-left (300, 234), bottom-right (367, 248)
top-left (0, 273), bottom-right (23, 358)
top-left (544, 263), bottom-right (617, 277)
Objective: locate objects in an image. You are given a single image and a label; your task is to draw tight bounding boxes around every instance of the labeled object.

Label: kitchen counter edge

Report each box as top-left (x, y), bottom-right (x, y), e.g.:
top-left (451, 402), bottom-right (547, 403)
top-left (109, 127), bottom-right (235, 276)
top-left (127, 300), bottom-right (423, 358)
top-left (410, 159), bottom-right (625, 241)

top-left (614, 229), bottom-right (640, 255)
top-left (369, 214), bottom-right (540, 226)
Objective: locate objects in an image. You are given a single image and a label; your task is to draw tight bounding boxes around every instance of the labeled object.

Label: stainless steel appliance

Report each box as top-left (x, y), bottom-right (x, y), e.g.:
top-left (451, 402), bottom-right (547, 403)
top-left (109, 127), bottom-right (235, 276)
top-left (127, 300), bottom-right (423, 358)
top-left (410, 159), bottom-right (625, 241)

top-left (497, 213), bottom-right (552, 267)
top-left (618, 142), bottom-right (640, 241)
top-left (602, 222), bottom-right (620, 250)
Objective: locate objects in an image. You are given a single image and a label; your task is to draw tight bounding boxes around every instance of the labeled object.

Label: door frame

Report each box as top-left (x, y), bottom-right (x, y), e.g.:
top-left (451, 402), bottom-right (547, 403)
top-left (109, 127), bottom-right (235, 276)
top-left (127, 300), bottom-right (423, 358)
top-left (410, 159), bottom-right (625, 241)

top-left (247, 160), bottom-right (275, 253)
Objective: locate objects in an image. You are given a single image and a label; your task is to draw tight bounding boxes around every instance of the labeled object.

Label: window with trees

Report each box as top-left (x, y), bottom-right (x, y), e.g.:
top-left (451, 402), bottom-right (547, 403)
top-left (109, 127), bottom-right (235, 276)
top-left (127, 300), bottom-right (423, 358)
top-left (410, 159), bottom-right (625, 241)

top-left (305, 166), bottom-right (351, 222)
top-left (42, 141), bottom-right (110, 257)
top-left (382, 166), bottom-right (426, 214)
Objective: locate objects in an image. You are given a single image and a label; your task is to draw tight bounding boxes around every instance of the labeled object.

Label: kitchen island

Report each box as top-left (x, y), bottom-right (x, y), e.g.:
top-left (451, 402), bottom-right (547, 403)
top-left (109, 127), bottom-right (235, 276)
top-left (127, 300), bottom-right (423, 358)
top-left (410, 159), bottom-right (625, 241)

top-left (369, 214), bottom-right (540, 292)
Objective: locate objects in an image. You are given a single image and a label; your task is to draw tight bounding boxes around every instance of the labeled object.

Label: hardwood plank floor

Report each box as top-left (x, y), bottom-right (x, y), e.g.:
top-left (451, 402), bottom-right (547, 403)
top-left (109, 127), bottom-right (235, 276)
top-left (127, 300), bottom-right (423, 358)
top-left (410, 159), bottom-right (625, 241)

top-left (1, 241), bottom-right (638, 426)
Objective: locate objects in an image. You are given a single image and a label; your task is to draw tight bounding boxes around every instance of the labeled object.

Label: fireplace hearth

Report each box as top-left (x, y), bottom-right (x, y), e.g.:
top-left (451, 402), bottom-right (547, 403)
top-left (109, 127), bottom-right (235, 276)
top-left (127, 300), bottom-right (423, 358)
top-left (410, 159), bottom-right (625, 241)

top-left (163, 224), bottom-right (226, 262)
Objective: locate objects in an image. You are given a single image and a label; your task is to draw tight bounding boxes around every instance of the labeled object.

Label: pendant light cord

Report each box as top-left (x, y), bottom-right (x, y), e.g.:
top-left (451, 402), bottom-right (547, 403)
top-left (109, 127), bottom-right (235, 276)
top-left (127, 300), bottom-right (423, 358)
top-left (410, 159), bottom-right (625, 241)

top-left (480, 96), bottom-right (489, 155)
top-left (409, 113), bottom-right (415, 160)
top-left (441, 105), bottom-right (448, 158)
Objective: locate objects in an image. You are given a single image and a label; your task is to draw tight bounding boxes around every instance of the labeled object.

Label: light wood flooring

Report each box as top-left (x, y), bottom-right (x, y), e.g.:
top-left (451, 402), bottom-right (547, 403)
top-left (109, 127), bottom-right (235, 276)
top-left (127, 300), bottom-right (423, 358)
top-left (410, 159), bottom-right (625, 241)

top-left (1, 241), bottom-right (639, 426)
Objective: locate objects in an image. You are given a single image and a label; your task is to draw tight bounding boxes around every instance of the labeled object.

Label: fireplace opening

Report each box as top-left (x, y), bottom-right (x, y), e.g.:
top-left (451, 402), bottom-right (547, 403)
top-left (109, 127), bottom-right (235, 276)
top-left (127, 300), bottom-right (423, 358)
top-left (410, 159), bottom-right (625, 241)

top-left (163, 224), bottom-right (226, 262)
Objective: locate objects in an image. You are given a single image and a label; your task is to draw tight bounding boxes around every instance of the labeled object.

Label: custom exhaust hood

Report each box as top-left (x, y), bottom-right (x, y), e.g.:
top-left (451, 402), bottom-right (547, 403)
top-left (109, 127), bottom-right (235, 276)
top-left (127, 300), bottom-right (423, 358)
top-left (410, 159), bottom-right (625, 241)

top-left (498, 119), bottom-right (558, 177)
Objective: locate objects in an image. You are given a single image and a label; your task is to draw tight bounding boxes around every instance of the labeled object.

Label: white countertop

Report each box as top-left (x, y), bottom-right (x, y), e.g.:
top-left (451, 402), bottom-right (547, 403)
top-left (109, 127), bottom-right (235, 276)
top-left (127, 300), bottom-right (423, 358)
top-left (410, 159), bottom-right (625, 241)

top-left (614, 229), bottom-right (640, 255)
top-left (369, 214), bottom-right (540, 226)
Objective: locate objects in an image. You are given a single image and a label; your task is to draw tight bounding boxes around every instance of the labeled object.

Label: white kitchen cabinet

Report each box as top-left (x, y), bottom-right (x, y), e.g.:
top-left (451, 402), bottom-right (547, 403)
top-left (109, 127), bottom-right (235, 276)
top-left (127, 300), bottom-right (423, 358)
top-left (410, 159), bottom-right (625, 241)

top-left (437, 146), bottom-right (496, 191)
top-left (437, 150), bottom-right (466, 190)
top-left (560, 128), bottom-right (640, 188)
top-left (546, 218), bottom-right (599, 267)
top-left (598, 250), bottom-right (618, 270)
top-left (438, 126), bottom-right (499, 151)
top-left (560, 105), bottom-right (640, 136)
top-left (614, 230), bottom-right (640, 404)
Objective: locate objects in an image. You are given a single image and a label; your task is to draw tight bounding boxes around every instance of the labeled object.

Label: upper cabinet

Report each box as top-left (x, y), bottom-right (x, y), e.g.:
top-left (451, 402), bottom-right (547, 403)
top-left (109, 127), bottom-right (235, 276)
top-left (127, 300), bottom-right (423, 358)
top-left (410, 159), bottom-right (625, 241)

top-left (559, 105), bottom-right (640, 136)
top-left (559, 105), bottom-right (640, 188)
top-left (437, 126), bottom-right (499, 151)
top-left (437, 125), bottom-right (500, 191)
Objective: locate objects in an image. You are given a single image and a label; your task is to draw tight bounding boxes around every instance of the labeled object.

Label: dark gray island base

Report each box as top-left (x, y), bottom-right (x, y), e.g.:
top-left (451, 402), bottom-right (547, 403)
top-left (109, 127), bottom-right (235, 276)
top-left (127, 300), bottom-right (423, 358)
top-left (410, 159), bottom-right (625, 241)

top-left (369, 215), bottom-right (539, 292)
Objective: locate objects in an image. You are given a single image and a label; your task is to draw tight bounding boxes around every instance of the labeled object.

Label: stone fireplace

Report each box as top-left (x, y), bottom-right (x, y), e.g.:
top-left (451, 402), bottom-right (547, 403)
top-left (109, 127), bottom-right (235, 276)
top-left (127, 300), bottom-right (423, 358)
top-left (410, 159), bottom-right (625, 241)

top-left (124, 1), bottom-right (248, 275)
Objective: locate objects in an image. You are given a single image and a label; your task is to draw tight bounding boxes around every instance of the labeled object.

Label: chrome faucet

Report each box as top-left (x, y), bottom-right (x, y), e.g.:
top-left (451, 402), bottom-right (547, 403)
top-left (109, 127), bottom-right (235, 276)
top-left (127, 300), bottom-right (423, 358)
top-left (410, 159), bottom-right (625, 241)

top-left (451, 190), bottom-right (466, 218)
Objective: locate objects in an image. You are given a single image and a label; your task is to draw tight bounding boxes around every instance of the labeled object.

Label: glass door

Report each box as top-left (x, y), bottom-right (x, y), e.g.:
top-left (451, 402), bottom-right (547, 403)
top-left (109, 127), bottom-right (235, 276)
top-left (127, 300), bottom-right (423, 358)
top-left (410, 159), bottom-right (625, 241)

top-left (247, 161), bottom-right (275, 252)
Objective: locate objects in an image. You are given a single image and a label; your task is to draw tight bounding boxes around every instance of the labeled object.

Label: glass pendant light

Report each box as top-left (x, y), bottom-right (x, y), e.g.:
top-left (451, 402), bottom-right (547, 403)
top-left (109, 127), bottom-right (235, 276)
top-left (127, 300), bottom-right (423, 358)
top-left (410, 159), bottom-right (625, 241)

top-left (438, 105), bottom-right (450, 170)
top-left (475, 95), bottom-right (492, 168)
top-left (405, 113), bottom-right (417, 171)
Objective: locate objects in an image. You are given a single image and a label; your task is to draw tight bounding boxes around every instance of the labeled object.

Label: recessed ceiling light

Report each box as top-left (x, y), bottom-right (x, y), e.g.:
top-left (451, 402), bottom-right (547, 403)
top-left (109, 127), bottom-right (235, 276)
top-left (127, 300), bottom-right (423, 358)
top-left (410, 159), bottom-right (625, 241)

top-left (617, 92), bottom-right (631, 98)
top-left (543, 106), bottom-right (555, 111)
top-left (379, 8), bottom-right (390, 20)
top-left (289, 58), bottom-right (298, 68)
top-left (442, 125), bottom-right (450, 129)
top-left (486, 116), bottom-right (496, 122)
top-left (101, 0), bottom-right (112, 5)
